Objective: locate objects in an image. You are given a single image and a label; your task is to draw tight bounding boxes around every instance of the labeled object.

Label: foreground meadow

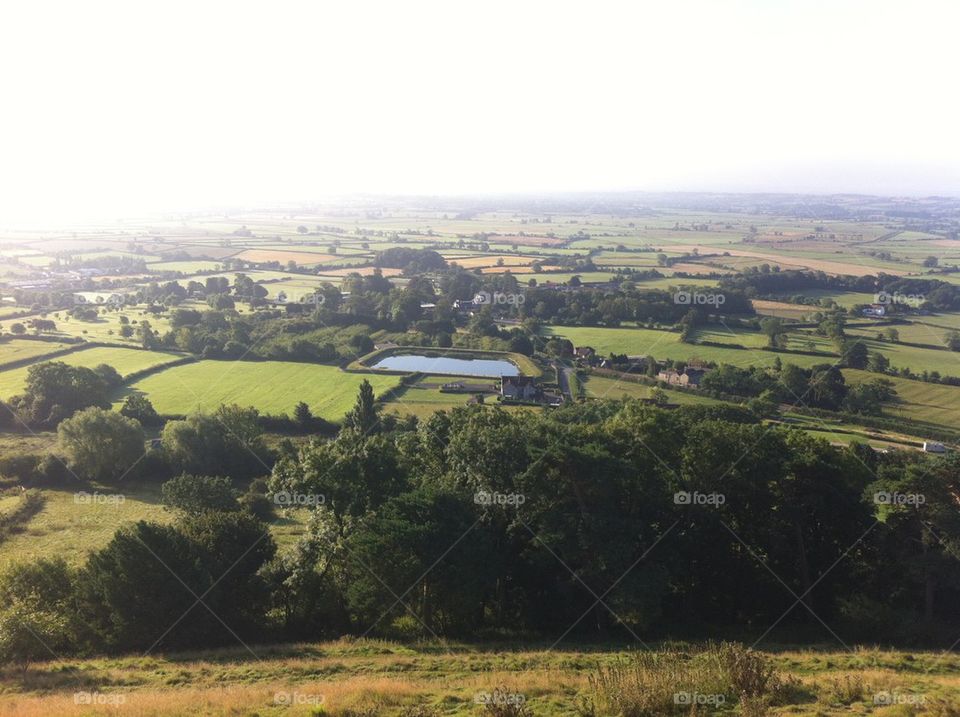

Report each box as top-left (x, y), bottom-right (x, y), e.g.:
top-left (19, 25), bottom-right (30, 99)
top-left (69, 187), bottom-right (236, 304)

top-left (1, 639), bottom-right (959, 716)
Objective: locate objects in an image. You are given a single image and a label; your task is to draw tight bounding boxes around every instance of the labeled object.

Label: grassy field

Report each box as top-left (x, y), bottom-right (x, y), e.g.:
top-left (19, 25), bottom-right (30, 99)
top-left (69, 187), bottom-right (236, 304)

top-left (0, 484), bottom-right (172, 569)
top-left (0, 338), bottom-right (75, 366)
top-left (117, 361), bottom-right (403, 419)
top-left (542, 325), bottom-right (830, 369)
top-left (2, 640), bottom-right (959, 716)
top-left (0, 346), bottom-right (185, 399)
top-left (582, 374), bottom-right (725, 406)
top-left (844, 368), bottom-right (960, 432)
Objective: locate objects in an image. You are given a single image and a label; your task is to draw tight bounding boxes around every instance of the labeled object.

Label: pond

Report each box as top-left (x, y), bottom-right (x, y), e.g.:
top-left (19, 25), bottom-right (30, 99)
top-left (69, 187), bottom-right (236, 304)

top-left (371, 353), bottom-right (520, 377)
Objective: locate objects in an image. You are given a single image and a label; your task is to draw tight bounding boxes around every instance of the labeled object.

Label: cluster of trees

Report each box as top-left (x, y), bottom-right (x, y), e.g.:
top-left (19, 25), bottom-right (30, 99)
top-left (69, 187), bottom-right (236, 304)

top-left (4, 390), bottom-right (959, 665)
top-left (699, 358), bottom-right (896, 415)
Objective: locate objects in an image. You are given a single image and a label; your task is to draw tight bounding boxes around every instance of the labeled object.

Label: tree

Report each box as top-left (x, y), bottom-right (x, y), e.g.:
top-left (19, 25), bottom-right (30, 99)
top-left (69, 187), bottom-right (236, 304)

top-left (76, 521), bottom-right (212, 651)
top-left (344, 380), bottom-right (379, 435)
top-left (759, 317), bottom-right (787, 348)
top-left (120, 393), bottom-right (160, 425)
top-left (946, 330), bottom-right (960, 352)
top-left (867, 351), bottom-right (891, 373)
top-left (17, 361), bottom-right (110, 426)
top-left (885, 327), bottom-right (900, 343)
top-left (161, 474), bottom-right (238, 515)
top-left (923, 255), bottom-right (939, 268)
top-left (841, 340), bottom-right (869, 369)
top-left (9, 323), bottom-right (25, 335)
top-left (93, 363), bottom-right (123, 388)
top-left (297, 225), bottom-right (308, 234)
top-left (161, 405), bottom-right (271, 481)
top-left (293, 401), bottom-right (313, 429)
top-left (57, 407), bottom-right (145, 482)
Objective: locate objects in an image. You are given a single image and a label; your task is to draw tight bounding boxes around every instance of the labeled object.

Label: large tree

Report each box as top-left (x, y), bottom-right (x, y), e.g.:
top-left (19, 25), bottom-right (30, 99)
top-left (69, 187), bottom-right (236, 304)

top-left (57, 407), bottom-right (145, 482)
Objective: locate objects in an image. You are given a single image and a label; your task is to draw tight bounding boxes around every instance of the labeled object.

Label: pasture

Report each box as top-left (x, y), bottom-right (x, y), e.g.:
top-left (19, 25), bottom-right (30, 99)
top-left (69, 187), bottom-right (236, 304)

top-left (0, 338), bottom-right (75, 366)
top-left (0, 346), bottom-right (185, 399)
top-left (117, 361), bottom-right (403, 419)
top-left (541, 325), bottom-right (830, 368)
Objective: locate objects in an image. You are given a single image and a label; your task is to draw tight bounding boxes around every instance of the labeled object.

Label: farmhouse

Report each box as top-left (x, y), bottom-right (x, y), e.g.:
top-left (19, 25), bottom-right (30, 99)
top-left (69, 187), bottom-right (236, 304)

top-left (501, 375), bottom-right (540, 400)
top-left (862, 304), bottom-right (887, 317)
top-left (657, 367), bottom-right (708, 388)
top-left (574, 346), bottom-right (596, 362)
top-left (923, 441), bottom-right (947, 453)
top-left (453, 298), bottom-right (477, 312)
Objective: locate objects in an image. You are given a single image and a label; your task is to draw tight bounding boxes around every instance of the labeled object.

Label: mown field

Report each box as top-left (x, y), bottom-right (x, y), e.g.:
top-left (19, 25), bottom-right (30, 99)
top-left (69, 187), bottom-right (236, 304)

top-left (0, 346), bottom-right (185, 399)
top-left (844, 368), bottom-right (960, 430)
top-left (2, 639), bottom-right (959, 716)
top-left (116, 361), bottom-right (403, 418)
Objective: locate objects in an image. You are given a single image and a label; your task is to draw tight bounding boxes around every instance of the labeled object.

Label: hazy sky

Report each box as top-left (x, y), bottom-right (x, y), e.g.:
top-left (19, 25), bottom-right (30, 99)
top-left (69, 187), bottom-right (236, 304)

top-left (1, 0), bottom-right (958, 222)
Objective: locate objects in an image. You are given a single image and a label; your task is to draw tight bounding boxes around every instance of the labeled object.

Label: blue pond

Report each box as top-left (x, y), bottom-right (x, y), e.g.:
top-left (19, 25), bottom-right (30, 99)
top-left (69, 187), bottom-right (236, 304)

top-left (371, 353), bottom-right (519, 377)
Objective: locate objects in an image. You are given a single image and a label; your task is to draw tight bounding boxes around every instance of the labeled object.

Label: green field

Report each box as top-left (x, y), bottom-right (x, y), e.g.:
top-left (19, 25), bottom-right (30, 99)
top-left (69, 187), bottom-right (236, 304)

top-left (0, 338), bottom-right (74, 366)
top-left (542, 325), bottom-right (830, 368)
top-left (117, 361), bottom-right (403, 418)
top-left (0, 346), bottom-right (185, 399)
top-left (844, 368), bottom-right (960, 431)
top-left (582, 374), bottom-right (725, 406)
top-left (0, 484), bottom-right (172, 569)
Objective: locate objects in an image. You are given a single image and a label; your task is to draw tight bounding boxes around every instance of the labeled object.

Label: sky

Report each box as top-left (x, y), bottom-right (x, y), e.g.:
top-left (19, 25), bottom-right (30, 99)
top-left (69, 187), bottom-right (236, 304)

top-left (0, 0), bottom-right (958, 223)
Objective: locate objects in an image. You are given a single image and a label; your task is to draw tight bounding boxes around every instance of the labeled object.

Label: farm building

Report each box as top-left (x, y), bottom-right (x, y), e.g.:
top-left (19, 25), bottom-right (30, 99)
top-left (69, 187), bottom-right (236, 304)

top-left (501, 375), bottom-right (540, 400)
top-left (657, 367), bottom-right (708, 388)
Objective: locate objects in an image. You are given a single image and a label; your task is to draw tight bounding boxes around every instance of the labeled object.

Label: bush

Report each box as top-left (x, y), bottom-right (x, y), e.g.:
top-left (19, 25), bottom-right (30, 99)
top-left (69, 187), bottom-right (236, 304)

top-left (160, 474), bottom-right (238, 515)
top-left (587, 643), bottom-right (787, 717)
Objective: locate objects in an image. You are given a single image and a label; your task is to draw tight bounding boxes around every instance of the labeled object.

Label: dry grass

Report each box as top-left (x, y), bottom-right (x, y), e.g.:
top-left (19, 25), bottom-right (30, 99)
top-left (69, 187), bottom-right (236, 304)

top-left (3, 641), bottom-right (960, 716)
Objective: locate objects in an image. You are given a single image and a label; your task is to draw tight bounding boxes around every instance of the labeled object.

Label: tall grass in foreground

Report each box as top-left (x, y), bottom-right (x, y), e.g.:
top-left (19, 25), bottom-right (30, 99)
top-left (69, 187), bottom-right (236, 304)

top-left (583, 643), bottom-right (794, 717)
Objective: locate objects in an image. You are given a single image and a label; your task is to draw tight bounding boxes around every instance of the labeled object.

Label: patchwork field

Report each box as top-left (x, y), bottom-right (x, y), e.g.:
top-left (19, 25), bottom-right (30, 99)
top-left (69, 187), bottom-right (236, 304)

top-left (116, 361), bottom-right (403, 419)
